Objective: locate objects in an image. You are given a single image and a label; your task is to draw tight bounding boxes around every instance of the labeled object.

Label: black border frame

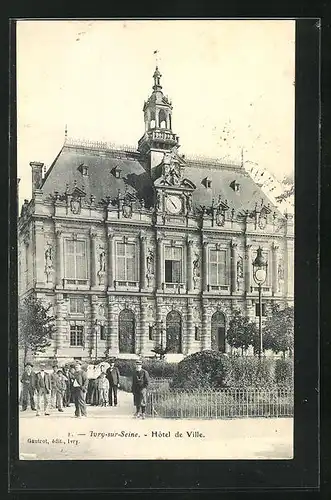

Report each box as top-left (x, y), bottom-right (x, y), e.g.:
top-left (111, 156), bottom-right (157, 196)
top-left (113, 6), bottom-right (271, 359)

top-left (8, 17), bottom-right (320, 493)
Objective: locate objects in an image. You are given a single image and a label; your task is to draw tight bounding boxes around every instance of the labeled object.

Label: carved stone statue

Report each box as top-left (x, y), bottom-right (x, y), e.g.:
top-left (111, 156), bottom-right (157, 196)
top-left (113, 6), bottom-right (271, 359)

top-left (44, 244), bottom-right (54, 283)
top-left (186, 195), bottom-right (192, 213)
top-left (193, 253), bottom-right (200, 283)
top-left (237, 256), bottom-right (244, 279)
top-left (146, 249), bottom-right (155, 287)
top-left (278, 260), bottom-right (285, 281)
top-left (97, 247), bottom-right (106, 285)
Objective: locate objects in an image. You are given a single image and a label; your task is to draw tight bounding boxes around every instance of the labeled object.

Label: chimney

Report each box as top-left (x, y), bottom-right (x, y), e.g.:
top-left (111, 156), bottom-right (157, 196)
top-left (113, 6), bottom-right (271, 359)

top-left (30, 161), bottom-right (44, 197)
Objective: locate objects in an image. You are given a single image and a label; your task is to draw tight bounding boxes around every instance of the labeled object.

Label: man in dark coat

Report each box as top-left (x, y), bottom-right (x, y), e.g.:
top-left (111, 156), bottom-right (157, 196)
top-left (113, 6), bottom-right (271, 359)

top-left (72, 361), bottom-right (89, 417)
top-left (62, 365), bottom-right (71, 407)
top-left (21, 362), bottom-right (36, 411)
top-left (35, 363), bottom-right (51, 416)
top-left (132, 360), bottom-right (149, 419)
top-left (106, 360), bottom-right (120, 407)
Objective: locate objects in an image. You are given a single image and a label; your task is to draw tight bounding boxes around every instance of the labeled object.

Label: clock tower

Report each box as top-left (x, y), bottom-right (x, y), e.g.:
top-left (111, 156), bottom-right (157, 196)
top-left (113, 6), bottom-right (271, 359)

top-left (138, 66), bottom-right (180, 173)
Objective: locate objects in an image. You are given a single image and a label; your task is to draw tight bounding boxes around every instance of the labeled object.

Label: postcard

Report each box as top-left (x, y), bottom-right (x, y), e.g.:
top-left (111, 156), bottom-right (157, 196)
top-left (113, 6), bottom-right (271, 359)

top-left (17, 19), bottom-right (295, 462)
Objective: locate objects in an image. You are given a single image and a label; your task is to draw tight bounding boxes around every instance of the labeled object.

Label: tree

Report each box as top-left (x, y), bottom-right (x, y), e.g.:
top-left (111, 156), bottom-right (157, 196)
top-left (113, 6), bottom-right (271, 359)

top-left (151, 344), bottom-right (171, 360)
top-left (18, 294), bottom-right (55, 365)
top-left (262, 304), bottom-right (294, 357)
top-left (226, 310), bottom-right (259, 355)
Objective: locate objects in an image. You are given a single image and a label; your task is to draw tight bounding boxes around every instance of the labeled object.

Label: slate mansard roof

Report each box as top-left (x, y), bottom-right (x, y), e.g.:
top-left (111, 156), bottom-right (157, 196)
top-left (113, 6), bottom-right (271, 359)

top-left (40, 138), bottom-right (282, 216)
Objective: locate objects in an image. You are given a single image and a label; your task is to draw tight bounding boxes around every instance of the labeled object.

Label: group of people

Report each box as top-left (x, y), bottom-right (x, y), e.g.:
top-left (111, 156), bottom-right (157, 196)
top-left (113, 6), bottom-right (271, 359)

top-left (20, 359), bottom-right (150, 419)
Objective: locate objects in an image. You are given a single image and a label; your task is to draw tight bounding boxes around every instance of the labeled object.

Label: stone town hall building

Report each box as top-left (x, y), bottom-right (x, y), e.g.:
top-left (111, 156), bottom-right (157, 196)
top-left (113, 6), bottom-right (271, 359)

top-left (18, 67), bottom-right (294, 362)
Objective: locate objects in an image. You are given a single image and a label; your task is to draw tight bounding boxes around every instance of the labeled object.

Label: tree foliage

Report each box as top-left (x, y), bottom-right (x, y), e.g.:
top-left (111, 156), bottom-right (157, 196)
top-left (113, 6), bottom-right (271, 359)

top-left (18, 294), bottom-right (55, 364)
top-left (262, 304), bottom-right (294, 357)
top-left (226, 310), bottom-right (258, 354)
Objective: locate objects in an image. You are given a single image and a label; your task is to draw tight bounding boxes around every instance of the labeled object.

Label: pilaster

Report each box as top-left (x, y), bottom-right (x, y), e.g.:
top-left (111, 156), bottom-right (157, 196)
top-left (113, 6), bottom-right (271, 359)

top-left (230, 239), bottom-right (238, 295)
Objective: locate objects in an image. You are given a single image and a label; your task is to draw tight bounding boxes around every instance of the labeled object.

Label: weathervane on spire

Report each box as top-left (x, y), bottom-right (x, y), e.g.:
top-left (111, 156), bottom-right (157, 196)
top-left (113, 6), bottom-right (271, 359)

top-left (153, 49), bottom-right (159, 66)
top-left (64, 124), bottom-right (68, 142)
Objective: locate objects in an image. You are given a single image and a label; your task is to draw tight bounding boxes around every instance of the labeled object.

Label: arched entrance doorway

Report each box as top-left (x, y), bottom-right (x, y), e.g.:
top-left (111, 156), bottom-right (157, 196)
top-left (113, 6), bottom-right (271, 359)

top-left (211, 311), bottom-right (226, 352)
top-left (166, 310), bottom-right (182, 353)
top-left (118, 309), bottom-right (135, 353)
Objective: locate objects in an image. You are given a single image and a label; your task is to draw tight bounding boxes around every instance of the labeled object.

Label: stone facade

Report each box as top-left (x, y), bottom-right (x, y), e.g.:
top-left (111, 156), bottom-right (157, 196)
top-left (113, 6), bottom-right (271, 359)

top-left (18, 67), bottom-right (294, 362)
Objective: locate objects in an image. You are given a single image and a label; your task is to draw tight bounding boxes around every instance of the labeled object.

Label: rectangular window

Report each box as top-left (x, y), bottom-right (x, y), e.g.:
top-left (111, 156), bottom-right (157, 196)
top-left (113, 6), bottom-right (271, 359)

top-left (65, 239), bottom-right (87, 282)
top-left (195, 326), bottom-right (200, 341)
top-left (149, 325), bottom-right (154, 341)
top-left (165, 246), bottom-right (182, 283)
top-left (100, 325), bottom-right (106, 341)
top-left (70, 325), bottom-right (84, 346)
top-left (255, 303), bottom-right (267, 317)
top-left (116, 242), bottom-right (137, 281)
top-left (209, 249), bottom-right (227, 285)
top-left (69, 297), bottom-right (84, 314)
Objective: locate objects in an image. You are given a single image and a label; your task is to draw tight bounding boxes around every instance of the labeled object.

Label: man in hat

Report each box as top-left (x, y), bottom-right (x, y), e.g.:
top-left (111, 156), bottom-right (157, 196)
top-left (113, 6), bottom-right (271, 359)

top-left (131, 360), bottom-right (149, 419)
top-left (106, 360), bottom-right (120, 407)
top-left (35, 363), bottom-right (51, 416)
top-left (50, 363), bottom-right (59, 409)
top-left (72, 361), bottom-right (89, 417)
top-left (20, 362), bottom-right (36, 411)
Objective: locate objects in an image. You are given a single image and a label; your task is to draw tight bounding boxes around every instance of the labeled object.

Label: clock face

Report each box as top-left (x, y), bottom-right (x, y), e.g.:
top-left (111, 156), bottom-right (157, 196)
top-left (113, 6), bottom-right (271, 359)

top-left (166, 195), bottom-right (182, 214)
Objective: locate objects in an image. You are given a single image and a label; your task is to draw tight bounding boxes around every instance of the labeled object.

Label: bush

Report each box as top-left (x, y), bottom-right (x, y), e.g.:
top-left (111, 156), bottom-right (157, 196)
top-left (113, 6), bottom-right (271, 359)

top-left (224, 356), bottom-right (276, 389)
top-left (171, 351), bottom-right (232, 390)
top-left (171, 351), bottom-right (291, 390)
top-left (275, 357), bottom-right (294, 387)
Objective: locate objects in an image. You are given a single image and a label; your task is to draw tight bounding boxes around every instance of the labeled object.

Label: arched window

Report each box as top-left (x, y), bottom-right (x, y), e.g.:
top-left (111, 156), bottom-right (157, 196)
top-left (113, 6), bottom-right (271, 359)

top-left (166, 310), bottom-right (182, 354)
top-left (118, 309), bottom-right (135, 353)
top-left (211, 311), bottom-right (226, 352)
top-left (159, 109), bottom-right (167, 129)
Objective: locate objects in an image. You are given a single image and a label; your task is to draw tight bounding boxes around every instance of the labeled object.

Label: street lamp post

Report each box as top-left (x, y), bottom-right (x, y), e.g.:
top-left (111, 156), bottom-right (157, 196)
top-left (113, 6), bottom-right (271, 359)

top-left (252, 247), bottom-right (268, 359)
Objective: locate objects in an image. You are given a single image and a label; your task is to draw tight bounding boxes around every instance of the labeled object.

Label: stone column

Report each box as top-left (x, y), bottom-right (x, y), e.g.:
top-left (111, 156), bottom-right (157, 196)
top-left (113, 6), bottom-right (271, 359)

top-left (186, 300), bottom-right (194, 354)
top-left (202, 241), bottom-right (209, 292)
top-left (140, 232), bottom-right (147, 291)
top-left (187, 239), bottom-right (194, 293)
top-left (231, 240), bottom-right (238, 295)
top-left (34, 220), bottom-right (45, 287)
top-left (156, 298), bottom-right (163, 346)
top-left (90, 228), bottom-right (98, 288)
top-left (55, 225), bottom-right (63, 288)
top-left (201, 301), bottom-right (209, 350)
top-left (55, 293), bottom-right (64, 355)
top-left (107, 230), bottom-right (115, 291)
top-left (90, 295), bottom-right (98, 358)
top-left (140, 299), bottom-right (148, 354)
top-left (108, 296), bottom-right (118, 355)
top-left (272, 242), bottom-right (279, 296)
top-left (245, 242), bottom-right (252, 295)
top-left (156, 236), bottom-right (163, 292)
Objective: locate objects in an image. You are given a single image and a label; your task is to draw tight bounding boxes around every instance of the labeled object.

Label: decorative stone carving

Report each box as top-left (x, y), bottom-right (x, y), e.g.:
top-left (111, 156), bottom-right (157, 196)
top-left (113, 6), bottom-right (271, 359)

top-left (44, 243), bottom-right (54, 282)
top-left (236, 255), bottom-right (244, 291)
top-left (193, 252), bottom-right (200, 285)
top-left (70, 197), bottom-right (81, 214)
top-left (146, 248), bottom-right (155, 286)
top-left (215, 209), bottom-right (225, 226)
top-left (97, 245), bottom-right (106, 285)
top-left (122, 204), bottom-right (132, 218)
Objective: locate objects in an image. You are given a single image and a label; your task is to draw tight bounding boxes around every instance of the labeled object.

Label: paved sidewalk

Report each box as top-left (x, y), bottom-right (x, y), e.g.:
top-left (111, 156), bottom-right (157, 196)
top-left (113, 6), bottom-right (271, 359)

top-left (19, 390), bottom-right (293, 460)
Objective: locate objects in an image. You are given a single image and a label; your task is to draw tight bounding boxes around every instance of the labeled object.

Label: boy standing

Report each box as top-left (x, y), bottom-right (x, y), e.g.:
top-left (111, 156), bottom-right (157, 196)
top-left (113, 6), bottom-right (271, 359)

top-left (98, 372), bottom-right (109, 407)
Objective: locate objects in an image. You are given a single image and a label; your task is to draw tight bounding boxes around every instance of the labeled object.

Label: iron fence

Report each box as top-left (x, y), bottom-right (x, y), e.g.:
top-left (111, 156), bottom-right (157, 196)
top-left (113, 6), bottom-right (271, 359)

top-left (147, 388), bottom-right (293, 419)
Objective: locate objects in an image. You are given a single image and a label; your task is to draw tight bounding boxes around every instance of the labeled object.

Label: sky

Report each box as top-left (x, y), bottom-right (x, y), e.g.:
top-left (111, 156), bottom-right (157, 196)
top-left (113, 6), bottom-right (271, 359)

top-left (16, 19), bottom-right (295, 206)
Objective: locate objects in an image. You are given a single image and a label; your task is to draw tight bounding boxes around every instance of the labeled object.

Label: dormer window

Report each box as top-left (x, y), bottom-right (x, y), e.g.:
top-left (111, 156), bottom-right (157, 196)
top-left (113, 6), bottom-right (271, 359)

top-left (230, 180), bottom-right (240, 192)
top-left (78, 163), bottom-right (89, 177)
top-left (111, 166), bottom-right (122, 179)
top-left (202, 177), bottom-right (212, 189)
